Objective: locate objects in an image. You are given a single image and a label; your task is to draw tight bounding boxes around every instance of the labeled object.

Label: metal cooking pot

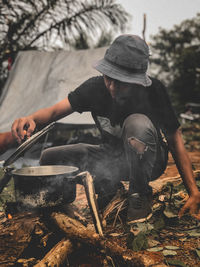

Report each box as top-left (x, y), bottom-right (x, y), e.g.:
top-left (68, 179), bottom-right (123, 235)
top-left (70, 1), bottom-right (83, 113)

top-left (12, 165), bottom-right (79, 208)
top-left (0, 123), bottom-right (79, 209)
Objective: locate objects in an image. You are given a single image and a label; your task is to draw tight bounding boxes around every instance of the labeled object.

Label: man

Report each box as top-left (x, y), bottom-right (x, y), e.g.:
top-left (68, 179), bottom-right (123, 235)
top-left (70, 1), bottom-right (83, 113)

top-left (12, 35), bottom-right (200, 223)
top-left (0, 131), bottom-right (16, 155)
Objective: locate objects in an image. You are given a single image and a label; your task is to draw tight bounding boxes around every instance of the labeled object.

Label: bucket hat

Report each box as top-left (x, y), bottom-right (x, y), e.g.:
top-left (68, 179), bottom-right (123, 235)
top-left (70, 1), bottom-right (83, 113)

top-left (93, 34), bottom-right (152, 87)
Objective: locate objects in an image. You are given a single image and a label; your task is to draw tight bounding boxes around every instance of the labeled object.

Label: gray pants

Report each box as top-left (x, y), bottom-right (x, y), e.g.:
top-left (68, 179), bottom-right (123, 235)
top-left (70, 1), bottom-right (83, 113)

top-left (40, 114), bottom-right (168, 197)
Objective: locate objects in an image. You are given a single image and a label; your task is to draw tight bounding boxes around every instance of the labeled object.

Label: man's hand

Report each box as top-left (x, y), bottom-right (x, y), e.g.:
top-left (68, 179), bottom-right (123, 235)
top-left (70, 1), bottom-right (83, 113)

top-left (11, 97), bottom-right (73, 144)
top-left (167, 129), bottom-right (200, 221)
top-left (179, 192), bottom-right (200, 220)
top-left (11, 117), bottom-right (36, 144)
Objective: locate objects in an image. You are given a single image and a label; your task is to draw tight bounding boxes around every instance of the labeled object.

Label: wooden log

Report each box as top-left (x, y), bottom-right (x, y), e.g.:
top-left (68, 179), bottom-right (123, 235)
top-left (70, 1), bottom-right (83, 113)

top-left (34, 238), bottom-right (73, 267)
top-left (51, 212), bottom-right (155, 266)
top-left (81, 171), bottom-right (104, 236)
top-left (51, 212), bottom-right (99, 245)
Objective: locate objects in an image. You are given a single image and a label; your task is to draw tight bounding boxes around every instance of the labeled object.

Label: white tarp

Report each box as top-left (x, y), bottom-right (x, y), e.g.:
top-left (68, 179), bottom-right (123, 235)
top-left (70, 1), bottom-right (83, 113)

top-left (0, 47), bottom-right (107, 132)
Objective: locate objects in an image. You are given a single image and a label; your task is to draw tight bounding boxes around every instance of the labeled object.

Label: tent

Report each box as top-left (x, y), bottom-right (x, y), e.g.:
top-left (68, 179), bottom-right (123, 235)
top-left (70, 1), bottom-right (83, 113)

top-left (0, 47), bottom-right (107, 132)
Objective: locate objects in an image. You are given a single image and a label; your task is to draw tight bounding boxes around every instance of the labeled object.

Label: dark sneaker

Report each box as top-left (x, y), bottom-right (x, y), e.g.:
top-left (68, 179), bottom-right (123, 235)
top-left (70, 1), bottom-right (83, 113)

top-left (127, 193), bottom-right (153, 224)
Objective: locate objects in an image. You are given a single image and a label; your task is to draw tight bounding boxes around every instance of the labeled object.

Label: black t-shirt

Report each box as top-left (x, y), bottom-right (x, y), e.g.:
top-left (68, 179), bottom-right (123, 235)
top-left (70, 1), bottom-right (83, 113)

top-left (68, 76), bottom-right (180, 142)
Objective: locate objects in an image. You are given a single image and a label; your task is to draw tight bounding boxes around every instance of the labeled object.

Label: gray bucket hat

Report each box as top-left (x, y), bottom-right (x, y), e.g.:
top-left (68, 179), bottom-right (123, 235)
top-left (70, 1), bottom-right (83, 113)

top-left (93, 34), bottom-right (152, 87)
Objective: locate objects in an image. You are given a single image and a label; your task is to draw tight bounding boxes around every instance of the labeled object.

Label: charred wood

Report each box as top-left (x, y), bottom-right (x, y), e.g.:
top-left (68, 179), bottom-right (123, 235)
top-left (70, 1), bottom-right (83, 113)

top-left (51, 212), bottom-right (148, 266)
top-left (34, 238), bottom-right (73, 267)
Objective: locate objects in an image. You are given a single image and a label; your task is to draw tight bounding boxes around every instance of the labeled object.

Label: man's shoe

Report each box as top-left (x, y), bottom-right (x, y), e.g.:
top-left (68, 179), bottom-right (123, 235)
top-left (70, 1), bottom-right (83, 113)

top-left (127, 193), bottom-right (152, 224)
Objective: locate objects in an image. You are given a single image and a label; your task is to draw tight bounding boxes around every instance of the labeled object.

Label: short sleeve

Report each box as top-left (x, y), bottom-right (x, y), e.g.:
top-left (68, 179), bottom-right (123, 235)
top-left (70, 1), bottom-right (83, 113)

top-left (68, 76), bottom-right (104, 113)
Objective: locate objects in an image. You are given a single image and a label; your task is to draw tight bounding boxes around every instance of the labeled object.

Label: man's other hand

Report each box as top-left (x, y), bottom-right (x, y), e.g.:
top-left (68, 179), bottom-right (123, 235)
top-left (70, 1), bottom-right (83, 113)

top-left (179, 192), bottom-right (200, 220)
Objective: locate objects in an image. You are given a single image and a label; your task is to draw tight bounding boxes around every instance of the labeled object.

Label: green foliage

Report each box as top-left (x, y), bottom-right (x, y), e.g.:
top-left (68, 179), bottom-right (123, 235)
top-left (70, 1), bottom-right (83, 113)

top-left (165, 259), bottom-right (188, 267)
top-left (153, 215), bottom-right (165, 230)
top-left (0, 0), bottom-right (130, 94)
top-left (196, 248), bottom-right (200, 259)
top-left (150, 13), bottom-right (200, 111)
top-left (0, 168), bottom-right (4, 180)
top-left (0, 168), bottom-right (15, 211)
top-left (127, 231), bottom-right (148, 251)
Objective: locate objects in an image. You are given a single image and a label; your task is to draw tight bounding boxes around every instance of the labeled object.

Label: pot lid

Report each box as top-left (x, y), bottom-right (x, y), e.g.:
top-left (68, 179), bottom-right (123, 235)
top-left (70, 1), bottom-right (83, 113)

top-left (3, 122), bottom-right (55, 167)
top-left (12, 165), bottom-right (79, 176)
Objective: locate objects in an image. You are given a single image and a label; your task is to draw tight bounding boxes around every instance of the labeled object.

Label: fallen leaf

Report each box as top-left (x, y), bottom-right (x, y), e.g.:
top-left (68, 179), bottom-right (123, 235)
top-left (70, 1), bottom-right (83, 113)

top-left (164, 209), bottom-right (178, 219)
top-left (109, 233), bottom-right (121, 237)
top-left (164, 245), bottom-right (180, 250)
top-left (187, 230), bottom-right (200, 237)
top-left (147, 247), bottom-right (163, 252)
top-left (174, 191), bottom-right (188, 200)
top-left (159, 195), bottom-right (166, 202)
top-left (175, 233), bottom-right (185, 237)
top-left (131, 232), bottom-right (148, 251)
top-left (162, 250), bottom-right (177, 256)
top-left (153, 202), bottom-right (162, 210)
top-left (148, 239), bottom-right (160, 248)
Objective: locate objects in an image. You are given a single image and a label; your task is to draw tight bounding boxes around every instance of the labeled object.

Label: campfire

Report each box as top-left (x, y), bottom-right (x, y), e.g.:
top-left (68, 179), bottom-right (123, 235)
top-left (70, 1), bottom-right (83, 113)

top-left (0, 171), bottom-right (151, 267)
top-left (0, 123), bottom-right (146, 266)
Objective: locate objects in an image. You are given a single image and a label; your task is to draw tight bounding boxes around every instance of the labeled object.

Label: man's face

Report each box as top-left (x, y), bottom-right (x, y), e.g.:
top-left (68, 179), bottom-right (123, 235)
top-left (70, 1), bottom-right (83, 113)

top-left (103, 75), bottom-right (130, 99)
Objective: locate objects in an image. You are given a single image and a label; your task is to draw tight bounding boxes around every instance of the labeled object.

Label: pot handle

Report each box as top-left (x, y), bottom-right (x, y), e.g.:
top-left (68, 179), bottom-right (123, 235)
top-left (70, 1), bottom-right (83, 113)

top-left (0, 168), bottom-right (13, 194)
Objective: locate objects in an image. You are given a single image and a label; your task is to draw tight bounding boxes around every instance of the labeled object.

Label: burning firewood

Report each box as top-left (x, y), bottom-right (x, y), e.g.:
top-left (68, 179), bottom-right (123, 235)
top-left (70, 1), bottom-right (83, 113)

top-left (34, 238), bottom-right (73, 267)
top-left (102, 186), bottom-right (128, 226)
top-left (80, 171), bottom-right (104, 236)
top-left (50, 211), bottom-right (154, 266)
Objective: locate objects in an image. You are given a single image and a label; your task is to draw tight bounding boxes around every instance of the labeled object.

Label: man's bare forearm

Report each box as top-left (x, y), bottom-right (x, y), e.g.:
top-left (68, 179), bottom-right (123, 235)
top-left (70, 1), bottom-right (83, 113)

top-left (167, 128), bottom-right (199, 196)
top-left (29, 97), bottom-right (73, 125)
top-left (28, 106), bottom-right (61, 125)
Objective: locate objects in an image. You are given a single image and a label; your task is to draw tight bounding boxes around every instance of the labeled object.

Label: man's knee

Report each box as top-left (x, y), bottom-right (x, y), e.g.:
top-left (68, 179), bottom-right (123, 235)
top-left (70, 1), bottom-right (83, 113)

top-left (122, 114), bottom-right (158, 159)
top-left (123, 114), bottom-right (157, 143)
top-left (39, 143), bottom-right (90, 166)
